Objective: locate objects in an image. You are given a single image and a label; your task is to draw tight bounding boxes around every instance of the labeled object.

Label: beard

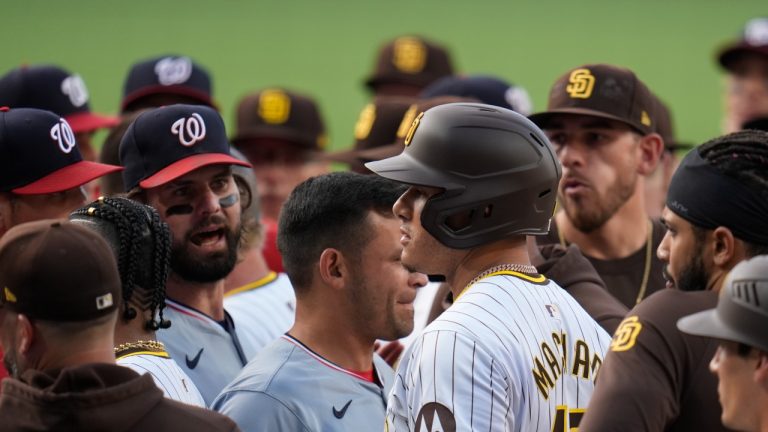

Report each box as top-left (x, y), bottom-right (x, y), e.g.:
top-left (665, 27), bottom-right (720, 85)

top-left (170, 216), bottom-right (242, 283)
top-left (673, 250), bottom-right (710, 292)
top-left (561, 170), bottom-right (637, 233)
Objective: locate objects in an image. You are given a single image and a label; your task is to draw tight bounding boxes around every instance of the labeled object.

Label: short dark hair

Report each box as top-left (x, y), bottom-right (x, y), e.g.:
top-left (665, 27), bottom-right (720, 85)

top-left (698, 130), bottom-right (768, 257)
top-left (277, 172), bottom-right (406, 291)
top-left (99, 111), bottom-right (145, 196)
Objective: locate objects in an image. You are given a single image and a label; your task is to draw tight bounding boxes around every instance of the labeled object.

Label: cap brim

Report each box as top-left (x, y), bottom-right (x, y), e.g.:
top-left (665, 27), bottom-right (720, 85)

top-left (139, 153), bottom-right (252, 189)
top-left (325, 142), bottom-right (403, 165)
top-left (65, 111), bottom-right (120, 133)
top-left (677, 309), bottom-right (749, 344)
top-left (718, 44), bottom-right (768, 70)
top-left (365, 151), bottom-right (447, 188)
top-left (12, 161), bottom-right (124, 195)
top-left (528, 108), bottom-right (650, 135)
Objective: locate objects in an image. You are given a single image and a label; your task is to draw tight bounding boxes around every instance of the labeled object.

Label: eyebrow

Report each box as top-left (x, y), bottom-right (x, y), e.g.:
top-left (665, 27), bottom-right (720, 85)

top-left (547, 119), bottom-right (624, 131)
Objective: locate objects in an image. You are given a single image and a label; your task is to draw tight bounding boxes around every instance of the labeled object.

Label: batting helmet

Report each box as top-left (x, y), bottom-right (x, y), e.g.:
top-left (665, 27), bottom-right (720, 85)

top-left (365, 102), bottom-right (561, 249)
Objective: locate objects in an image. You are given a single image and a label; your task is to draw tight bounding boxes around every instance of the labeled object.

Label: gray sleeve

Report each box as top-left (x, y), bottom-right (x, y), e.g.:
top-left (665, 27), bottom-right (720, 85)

top-left (214, 390), bottom-right (311, 432)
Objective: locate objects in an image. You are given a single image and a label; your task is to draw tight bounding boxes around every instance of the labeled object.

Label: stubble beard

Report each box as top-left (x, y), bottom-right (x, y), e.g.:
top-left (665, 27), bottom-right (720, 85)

top-left (170, 220), bottom-right (242, 283)
top-left (561, 171), bottom-right (637, 233)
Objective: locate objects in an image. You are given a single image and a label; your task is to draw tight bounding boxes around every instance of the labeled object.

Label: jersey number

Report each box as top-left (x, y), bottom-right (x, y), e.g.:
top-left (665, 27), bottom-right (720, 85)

top-left (551, 405), bottom-right (584, 432)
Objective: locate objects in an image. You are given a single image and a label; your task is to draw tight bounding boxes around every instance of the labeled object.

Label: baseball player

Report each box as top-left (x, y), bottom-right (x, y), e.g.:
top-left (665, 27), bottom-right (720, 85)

top-left (119, 103), bottom-right (254, 405)
top-left (213, 172), bottom-right (427, 431)
top-left (70, 196), bottom-right (205, 407)
top-left (678, 255), bottom-right (768, 432)
top-left (366, 103), bottom-right (612, 431)
top-left (579, 130), bottom-right (768, 431)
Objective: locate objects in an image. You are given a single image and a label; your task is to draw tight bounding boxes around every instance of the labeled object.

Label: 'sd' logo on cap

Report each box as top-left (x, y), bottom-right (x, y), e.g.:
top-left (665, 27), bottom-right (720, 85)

top-left (155, 57), bottom-right (193, 86)
top-left (50, 119), bottom-right (76, 154)
top-left (393, 37), bottom-right (427, 74)
top-left (566, 68), bottom-right (596, 99)
top-left (3, 286), bottom-right (17, 303)
top-left (258, 89), bottom-right (291, 124)
top-left (171, 112), bottom-right (207, 147)
top-left (610, 316), bottom-right (643, 352)
top-left (61, 74), bottom-right (89, 107)
top-left (404, 112), bottom-right (424, 147)
top-left (354, 103), bottom-right (376, 140)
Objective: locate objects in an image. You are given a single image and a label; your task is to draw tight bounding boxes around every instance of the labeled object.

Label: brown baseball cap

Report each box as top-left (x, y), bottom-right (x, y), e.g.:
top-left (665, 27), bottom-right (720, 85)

top-left (652, 95), bottom-right (693, 152)
top-left (528, 64), bottom-right (656, 135)
top-left (717, 17), bottom-right (768, 71)
top-left (0, 219), bottom-right (120, 322)
top-left (364, 36), bottom-right (454, 92)
top-left (231, 88), bottom-right (327, 151)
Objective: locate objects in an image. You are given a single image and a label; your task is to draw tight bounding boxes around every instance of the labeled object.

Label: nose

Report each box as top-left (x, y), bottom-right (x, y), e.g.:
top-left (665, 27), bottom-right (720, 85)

top-left (557, 139), bottom-right (586, 170)
top-left (709, 346), bottom-right (723, 374)
top-left (196, 186), bottom-right (221, 216)
top-left (408, 271), bottom-right (428, 289)
top-left (657, 230), bottom-right (671, 262)
top-left (393, 189), bottom-right (413, 222)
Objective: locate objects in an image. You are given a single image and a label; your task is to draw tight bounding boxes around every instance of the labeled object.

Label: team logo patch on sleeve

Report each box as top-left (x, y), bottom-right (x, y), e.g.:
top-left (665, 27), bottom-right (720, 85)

top-left (415, 402), bottom-right (455, 432)
top-left (566, 69), bottom-right (595, 99)
top-left (610, 316), bottom-right (643, 352)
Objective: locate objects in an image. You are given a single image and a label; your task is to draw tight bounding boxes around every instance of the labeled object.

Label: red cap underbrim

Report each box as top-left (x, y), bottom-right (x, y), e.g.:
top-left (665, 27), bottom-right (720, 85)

top-left (12, 161), bottom-right (124, 195)
top-left (139, 153), bottom-right (252, 189)
top-left (65, 111), bottom-right (120, 134)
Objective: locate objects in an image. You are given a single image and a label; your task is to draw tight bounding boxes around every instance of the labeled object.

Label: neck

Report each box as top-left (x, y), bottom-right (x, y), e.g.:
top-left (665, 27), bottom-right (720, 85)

top-left (38, 344), bottom-right (116, 371)
top-left (113, 311), bottom-right (157, 345)
top-left (289, 294), bottom-right (374, 372)
top-left (166, 273), bottom-right (225, 321)
top-left (558, 188), bottom-right (650, 260)
top-left (224, 247), bottom-right (271, 293)
top-left (447, 237), bottom-right (531, 299)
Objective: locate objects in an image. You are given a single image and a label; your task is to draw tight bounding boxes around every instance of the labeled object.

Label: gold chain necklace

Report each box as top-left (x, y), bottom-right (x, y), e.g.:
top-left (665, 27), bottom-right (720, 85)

top-left (464, 263), bottom-right (538, 292)
top-left (558, 219), bottom-right (653, 305)
top-left (114, 340), bottom-right (166, 355)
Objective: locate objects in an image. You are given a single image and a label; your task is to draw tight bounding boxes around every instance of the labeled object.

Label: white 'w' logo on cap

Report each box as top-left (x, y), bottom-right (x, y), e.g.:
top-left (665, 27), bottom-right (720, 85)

top-left (50, 119), bottom-right (76, 153)
top-left (155, 57), bottom-right (193, 85)
top-left (171, 113), bottom-right (207, 147)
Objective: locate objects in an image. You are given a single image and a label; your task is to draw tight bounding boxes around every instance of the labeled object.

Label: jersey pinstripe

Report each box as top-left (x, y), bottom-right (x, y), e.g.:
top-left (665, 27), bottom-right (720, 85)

top-left (157, 299), bottom-right (252, 406)
top-left (223, 272), bottom-right (296, 359)
top-left (385, 271), bottom-right (612, 432)
top-left (117, 350), bottom-right (206, 407)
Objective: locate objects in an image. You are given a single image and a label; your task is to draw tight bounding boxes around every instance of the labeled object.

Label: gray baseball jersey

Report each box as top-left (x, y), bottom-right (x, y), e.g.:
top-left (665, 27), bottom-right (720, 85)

top-left (157, 299), bottom-right (251, 406)
top-left (386, 271), bottom-right (612, 432)
top-left (212, 335), bottom-right (394, 431)
top-left (117, 350), bottom-right (206, 407)
top-left (223, 272), bottom-right (296, 359)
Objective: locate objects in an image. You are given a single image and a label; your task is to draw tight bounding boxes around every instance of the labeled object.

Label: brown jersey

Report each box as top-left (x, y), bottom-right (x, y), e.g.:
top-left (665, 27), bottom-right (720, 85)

top-left (579, 289), bottom-right (734, 432)
top-left (541, 219), bottom-right (666, 308)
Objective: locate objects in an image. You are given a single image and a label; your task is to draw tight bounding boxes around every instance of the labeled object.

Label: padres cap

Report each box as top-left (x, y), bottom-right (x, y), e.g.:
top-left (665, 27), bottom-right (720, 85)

top-left (121, 55), bottom-right (215, 113)
top-left (365, 36), bottom-right (454, 92)
top-left (421, 74), bottom-right (533, 115)
top-left (119, 104), bottom-right (250, 191)
top-left (0, 107), bottom-right (123, 194)
top-left (231, 88), bottom-right (327, 151)
top-left (678, 255), bottom-right (768, 353)
top-left (529, 64), bottom-right (656, 135)
top-left (0, 219), bottom-right (120, 322)
top-left (717, 17), bottom-right (768, 71)
top-left (0, 65), bottom-right (118, 133)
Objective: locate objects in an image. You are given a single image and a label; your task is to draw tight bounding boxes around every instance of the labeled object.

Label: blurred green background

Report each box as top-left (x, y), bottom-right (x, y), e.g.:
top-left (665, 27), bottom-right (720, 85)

top-left (4, 1), bottom-right (765, 151)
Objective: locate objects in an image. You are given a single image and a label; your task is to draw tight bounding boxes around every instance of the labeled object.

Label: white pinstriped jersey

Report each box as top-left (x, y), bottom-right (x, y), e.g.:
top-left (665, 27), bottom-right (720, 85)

top-left (117, 350), bottom-right (206, 407)
top-left (385, 271), bottom-right (611, 432)
top-left (223, 272), bottom-right (296, 359)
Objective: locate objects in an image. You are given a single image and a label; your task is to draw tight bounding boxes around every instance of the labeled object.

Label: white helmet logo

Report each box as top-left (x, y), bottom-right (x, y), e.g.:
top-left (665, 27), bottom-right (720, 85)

top-left (171, 113), bottom-right (206, 147)
top-left (61, 75), bottom-right (89, 107)
top-left (155, 57), bottom-right (193, 86)
top-left (50, 119), bottom-right (76, 153)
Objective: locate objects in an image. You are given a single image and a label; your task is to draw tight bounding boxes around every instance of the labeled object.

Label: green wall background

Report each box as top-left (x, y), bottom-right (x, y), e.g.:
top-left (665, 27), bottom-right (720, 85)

top-left (5, 1), bottom-right (765, 151)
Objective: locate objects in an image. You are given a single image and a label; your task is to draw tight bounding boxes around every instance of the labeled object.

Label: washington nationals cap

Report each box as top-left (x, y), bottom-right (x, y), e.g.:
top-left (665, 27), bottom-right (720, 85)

top-left (421, 74), bottom-right (534, 115)
top-left (0, 219), bottom-right (120, 322)
top-left (231, 88), bottom-right (327, 151)
top-left (0, 65), bottom-right (118, 133)
top-left (365, 36), bottom-right (454, 92)
top-left (121, 55), bottom-right (215, 113)
top-left (529, 64), bottom-right (656, 135)
top-left (119, 104), bottom-right (250, 191)
top-left (717, 17), bottom-right (768, 71)
top-left (0, 107), bottom-right (123, 194)
top-left (677, 255), bottom-right (768, 353)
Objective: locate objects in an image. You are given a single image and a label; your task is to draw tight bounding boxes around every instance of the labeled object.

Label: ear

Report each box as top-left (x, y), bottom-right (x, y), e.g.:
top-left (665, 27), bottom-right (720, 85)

top-left (711, 226), bottom-right (739, 268)
top-left (16, 314), bottom-right (34, 355)
top-left (0, 193), bottom-right (12, 237)
top-left (318, 248), bottom-right (348, 290)
top-left (754, 352), bottom-right (768, 385)
top-left (637, 133), bottom-right (664, 176)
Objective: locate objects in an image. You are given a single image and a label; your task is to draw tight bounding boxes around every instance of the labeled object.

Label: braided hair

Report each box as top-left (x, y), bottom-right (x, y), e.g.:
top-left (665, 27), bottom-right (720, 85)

top-left (698, 129), bottom-right (768, 256)
top-left (70, 197), bottom-right (172, 330)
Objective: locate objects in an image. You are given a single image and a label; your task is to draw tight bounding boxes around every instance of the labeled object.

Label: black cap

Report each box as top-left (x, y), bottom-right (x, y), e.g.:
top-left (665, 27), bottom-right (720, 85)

top-left (420, 75), bottom-right (533, 115)
top-left (717, 18), bottom-right (768, 71)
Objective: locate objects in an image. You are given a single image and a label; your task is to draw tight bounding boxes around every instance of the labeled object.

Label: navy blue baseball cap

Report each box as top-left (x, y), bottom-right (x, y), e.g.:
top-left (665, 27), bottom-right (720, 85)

top-left (0, 65), bottom-right (118, 133)
top-left (120, 104), bottom-right (250, 191)
top-left (420, 75), bottom-right (533, 115)
top-left (0, 107), bottom-right (123, 194)
top-left (121, 55), bottom-right (215, 113)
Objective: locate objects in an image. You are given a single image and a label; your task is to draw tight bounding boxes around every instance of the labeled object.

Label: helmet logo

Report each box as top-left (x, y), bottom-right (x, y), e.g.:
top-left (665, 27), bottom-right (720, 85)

top-left (566, 68), bottom-right (595, 99)
top-left (171, 113), bottom-right (207, 147)
top-left (155, 57), bottom-right (193, 86)
top-left (258, 89), bottom-right (291, 124)
top-left (354, 103), bottom-right (376, 140)
top-left (393, 37), bottom-right (426, 73)
top-left (61, 74), bottom-right (89, 107)
top-left (404, 112), bottom-right (424, 146)
top-left (50, 118), bottom-right (76, 153)
top-left (397, 105), bottom-right (418, 140)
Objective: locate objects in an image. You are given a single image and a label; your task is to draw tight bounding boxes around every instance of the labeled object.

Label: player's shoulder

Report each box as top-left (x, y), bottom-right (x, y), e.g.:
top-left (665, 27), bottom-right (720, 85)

top-left (154, 398), bottom-right (239, 431)
top-left (630, 289), bottom-right (718, 322)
